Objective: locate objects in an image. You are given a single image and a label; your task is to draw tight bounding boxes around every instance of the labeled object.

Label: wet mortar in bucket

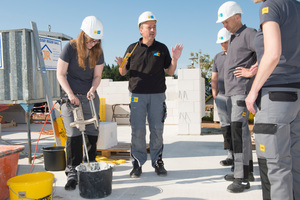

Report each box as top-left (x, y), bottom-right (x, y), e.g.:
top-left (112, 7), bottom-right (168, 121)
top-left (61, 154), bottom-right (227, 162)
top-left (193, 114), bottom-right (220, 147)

top-left (76, 162), bottom-right (113, 199)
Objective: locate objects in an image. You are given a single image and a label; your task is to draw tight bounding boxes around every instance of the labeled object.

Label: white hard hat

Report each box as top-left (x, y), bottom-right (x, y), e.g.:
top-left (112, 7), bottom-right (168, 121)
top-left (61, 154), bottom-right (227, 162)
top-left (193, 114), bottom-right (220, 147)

top-left (81, 16), bottom-right (104, 39)
top-left (216, 28), bottom-right (231, 43)
top-left (138, 11), bottom-right (158, 27)
top-left (216, 1), bottom-right (243, 23)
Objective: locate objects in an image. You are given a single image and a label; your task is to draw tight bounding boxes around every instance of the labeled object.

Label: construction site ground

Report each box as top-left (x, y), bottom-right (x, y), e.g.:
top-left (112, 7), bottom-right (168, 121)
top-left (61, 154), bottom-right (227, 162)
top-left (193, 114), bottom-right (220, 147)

top-left (0, 122), bottom-right (262, 200)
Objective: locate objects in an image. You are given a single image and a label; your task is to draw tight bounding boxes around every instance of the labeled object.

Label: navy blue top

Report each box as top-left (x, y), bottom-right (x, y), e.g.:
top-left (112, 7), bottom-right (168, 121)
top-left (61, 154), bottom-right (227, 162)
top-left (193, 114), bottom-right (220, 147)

top-left (254, 0), bottom-right (300, 87)
top-left (224, 25), bottom-right (257, 96)
top-left (212, 51), bottom-right (227, 94)
top-left (60, 42), bottom-right (104, 94)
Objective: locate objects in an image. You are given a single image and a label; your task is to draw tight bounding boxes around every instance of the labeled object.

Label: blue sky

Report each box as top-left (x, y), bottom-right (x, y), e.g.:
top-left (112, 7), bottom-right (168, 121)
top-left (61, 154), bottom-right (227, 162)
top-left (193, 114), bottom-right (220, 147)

top-left (0, 0), bottom-right (261, 73)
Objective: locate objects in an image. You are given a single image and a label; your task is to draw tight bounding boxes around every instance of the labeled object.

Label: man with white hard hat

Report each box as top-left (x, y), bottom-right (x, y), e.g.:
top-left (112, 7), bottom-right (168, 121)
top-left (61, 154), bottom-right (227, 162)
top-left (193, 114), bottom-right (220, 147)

top-left (212, 28), bottom-right (233, 170)
top-left (216, 1), bottom-right (257, 193)
top-left (115, 11), bottom-right (183, 178)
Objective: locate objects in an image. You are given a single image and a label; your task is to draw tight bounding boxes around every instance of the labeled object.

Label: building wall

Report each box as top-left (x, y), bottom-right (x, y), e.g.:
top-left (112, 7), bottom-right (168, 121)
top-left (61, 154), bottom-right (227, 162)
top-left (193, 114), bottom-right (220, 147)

top-left (96, 69), bottom-right (206, 134)
top-left (178, 69), bottom-right (205, 134)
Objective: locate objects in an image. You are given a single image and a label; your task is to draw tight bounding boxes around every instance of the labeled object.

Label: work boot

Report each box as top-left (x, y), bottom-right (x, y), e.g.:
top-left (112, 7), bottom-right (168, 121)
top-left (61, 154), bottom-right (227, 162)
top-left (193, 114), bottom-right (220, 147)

top-left (224, 173), bottom-right (255, 182)
top-left (220, 158), bottom-right (233, 166)
top-left (224, 174), bottom-right (235, 181)
top-left (130, 161), bottom-right (142, 178)
top-left (155, 159), bottom-right (167, 176)
top-left (227, 178), bottom-right (250, 193)
top-left (248, 172), bottom-right (255, 182)
top-left (65, 179), bottom-right (77, 191)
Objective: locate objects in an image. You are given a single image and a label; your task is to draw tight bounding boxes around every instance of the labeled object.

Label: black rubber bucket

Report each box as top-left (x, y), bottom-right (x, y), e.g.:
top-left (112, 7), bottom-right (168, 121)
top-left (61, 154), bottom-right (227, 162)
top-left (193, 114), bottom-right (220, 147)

top-left (76, 162), bottom-right (113, 199)
top-left (43, 146), bottom-right (66, 171)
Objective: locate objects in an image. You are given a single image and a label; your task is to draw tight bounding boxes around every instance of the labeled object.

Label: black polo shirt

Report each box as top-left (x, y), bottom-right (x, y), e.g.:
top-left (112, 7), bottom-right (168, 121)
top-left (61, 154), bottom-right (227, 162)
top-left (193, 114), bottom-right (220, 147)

top-left (125, 38), bottom-right (172, 94)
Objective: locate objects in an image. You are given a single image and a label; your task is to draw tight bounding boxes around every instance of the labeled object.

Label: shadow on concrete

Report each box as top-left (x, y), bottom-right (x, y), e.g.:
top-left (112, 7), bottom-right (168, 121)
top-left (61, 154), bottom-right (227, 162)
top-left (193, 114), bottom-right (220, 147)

top-left (163, 141), bottom-right (225, 158)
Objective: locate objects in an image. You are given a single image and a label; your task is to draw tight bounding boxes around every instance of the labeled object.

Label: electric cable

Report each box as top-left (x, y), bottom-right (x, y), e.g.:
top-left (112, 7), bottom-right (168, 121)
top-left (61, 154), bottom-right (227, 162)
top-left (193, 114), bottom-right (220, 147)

top-left (28, 102), bottom-right (57, 173)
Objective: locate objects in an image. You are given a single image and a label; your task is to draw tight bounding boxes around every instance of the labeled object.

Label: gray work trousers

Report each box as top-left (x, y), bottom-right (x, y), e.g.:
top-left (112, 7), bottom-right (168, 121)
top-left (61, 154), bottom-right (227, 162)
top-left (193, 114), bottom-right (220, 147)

top-left (230, 95), bottom-right (253, 179)
top-left (61, 93), bottom-right (100, 137)
top-left (253, 87), bottom-right (300, 200)
top-left (215, 93), bottom-right (231, 127)
top-left (215, 94), bottom-right (232, 150)
top-left (130, 93), bottom-right (166, 168)
top-left (61, 93), bottom-right (100, 181)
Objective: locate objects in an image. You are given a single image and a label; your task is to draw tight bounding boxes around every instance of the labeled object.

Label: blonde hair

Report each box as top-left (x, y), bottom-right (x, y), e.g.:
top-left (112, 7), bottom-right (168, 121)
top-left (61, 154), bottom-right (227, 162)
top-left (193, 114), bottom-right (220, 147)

top-left (70, 31), bottom-right (102, 70)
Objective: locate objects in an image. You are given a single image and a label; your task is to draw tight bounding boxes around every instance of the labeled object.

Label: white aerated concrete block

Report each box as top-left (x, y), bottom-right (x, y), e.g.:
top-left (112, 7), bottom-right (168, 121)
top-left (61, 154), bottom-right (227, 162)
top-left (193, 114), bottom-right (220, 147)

top-left (178, 80), bottom-right (195, 91)
top-left (177, 69), bottom-right (205, 135)
top-left (214, 100), bottom-right (220, 122)
top-left (178, 123), bottom-right (189, 135)
top-left (180, 68), bottom-right (201, 80)
top-left (100, 79), bottom-right (113, 86)
top-left (97, 122), bottom-right (118, 149)
top-left (178, 102), bottom-right (194, 113)
top-left (189, 123), bottom-right (201, 135)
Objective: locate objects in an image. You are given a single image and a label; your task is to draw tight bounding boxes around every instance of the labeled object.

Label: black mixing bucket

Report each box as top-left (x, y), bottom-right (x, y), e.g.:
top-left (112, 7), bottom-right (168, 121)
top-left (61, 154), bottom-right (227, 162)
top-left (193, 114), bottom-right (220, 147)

top-left (76, 162), bottom-right (113, 199)
top-left (43, 146), bottom-right (66, 171)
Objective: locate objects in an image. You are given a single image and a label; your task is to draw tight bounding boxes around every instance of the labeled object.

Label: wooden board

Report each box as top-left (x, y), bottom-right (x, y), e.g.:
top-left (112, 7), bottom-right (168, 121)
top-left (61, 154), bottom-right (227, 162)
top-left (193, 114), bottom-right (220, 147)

top-left (97, 142), bottom-right (150, 160)
top-left (1, 121), bottom-right (17, 128)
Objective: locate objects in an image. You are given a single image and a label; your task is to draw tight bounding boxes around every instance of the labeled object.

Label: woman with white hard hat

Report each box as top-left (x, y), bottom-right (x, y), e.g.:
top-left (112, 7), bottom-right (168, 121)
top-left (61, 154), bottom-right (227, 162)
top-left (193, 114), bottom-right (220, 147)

top-left (57, 16), bottom-right (104, 191)
top-left (246, 0), bottom-right (300, 199)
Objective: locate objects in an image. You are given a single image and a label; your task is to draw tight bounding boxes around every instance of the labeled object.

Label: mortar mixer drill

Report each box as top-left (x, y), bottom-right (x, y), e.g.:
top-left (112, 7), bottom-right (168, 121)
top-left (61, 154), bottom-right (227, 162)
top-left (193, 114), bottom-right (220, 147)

top-left (67, 94), bottom-right (98, 167)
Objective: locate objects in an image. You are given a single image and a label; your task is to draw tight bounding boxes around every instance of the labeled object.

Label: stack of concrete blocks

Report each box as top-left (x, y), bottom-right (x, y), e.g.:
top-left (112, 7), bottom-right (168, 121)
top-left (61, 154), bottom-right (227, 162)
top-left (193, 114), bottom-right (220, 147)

top-left (178, 69), bottom-right (205, 135)
top-left (164, 77), bottom-right (179, 125)
top-left (97, 79), bottom-right (131, 124)
top-left (96, 68), bottom-right (206, 136)
top-left (96, 78), bottom-right (179, 125)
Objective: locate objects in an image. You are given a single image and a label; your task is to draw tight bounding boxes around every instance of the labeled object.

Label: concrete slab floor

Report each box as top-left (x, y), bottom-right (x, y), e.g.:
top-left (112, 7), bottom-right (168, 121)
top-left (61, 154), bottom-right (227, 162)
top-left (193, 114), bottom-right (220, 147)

top-left (0, 123), bottom-right (263, 200)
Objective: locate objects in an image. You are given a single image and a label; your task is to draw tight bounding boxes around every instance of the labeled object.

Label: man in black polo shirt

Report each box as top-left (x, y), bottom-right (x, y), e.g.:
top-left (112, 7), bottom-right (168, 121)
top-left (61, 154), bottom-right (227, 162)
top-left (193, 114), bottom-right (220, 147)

top-left (115, 11), bottom-right (183, 178)
top-left (216, 1), bottom-right (258, 193)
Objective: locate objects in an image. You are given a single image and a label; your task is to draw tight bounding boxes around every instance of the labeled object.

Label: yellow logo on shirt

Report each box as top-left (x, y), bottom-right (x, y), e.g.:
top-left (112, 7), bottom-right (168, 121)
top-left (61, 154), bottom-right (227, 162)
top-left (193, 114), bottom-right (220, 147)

top-left (131, 97), bottom-right (138, 102)
top-left (262, 7), bottom-right (269, 14)
top-left (260, 144), bottom-right (265, 152)
top-left (242, 112), bottom-right (246, 117)
top-left (154, 52), bottom-right (160, 57)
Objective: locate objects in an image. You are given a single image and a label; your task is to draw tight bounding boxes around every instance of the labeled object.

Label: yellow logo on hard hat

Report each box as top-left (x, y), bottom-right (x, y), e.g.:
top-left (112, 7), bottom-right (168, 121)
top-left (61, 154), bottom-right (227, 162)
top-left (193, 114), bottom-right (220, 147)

top-left (260, 144), bottom-right (265, 152)
top-left (148, 15), bottom-right (154, 19)
top-left (94, 30), bottom-right (101, 35)
top-left (262, 7), bottom-right (269, 14)
top-left (219, 13), bottom-right (223, 18)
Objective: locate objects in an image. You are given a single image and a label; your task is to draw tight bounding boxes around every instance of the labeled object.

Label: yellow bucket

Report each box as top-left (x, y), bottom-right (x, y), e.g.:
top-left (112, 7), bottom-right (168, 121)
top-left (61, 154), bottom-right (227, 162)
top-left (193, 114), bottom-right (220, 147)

top-left (7, 172), bottom-right (54, 200)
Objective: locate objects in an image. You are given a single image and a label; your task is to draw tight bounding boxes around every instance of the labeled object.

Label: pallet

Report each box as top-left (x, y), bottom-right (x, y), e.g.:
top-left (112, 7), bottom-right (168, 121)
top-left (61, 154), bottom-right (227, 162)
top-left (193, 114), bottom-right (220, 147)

top-left (97, 142), bottom-right (150, 160)
top-left (1, 121), bottom-right (17, 128)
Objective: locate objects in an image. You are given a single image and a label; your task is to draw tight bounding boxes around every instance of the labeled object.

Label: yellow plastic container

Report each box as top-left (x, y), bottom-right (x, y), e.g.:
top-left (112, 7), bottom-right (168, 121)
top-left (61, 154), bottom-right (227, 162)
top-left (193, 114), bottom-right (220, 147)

top-left (56, 116), bottom-right (67, 146)
top-left (7, 172), bottom-right (54, 200)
